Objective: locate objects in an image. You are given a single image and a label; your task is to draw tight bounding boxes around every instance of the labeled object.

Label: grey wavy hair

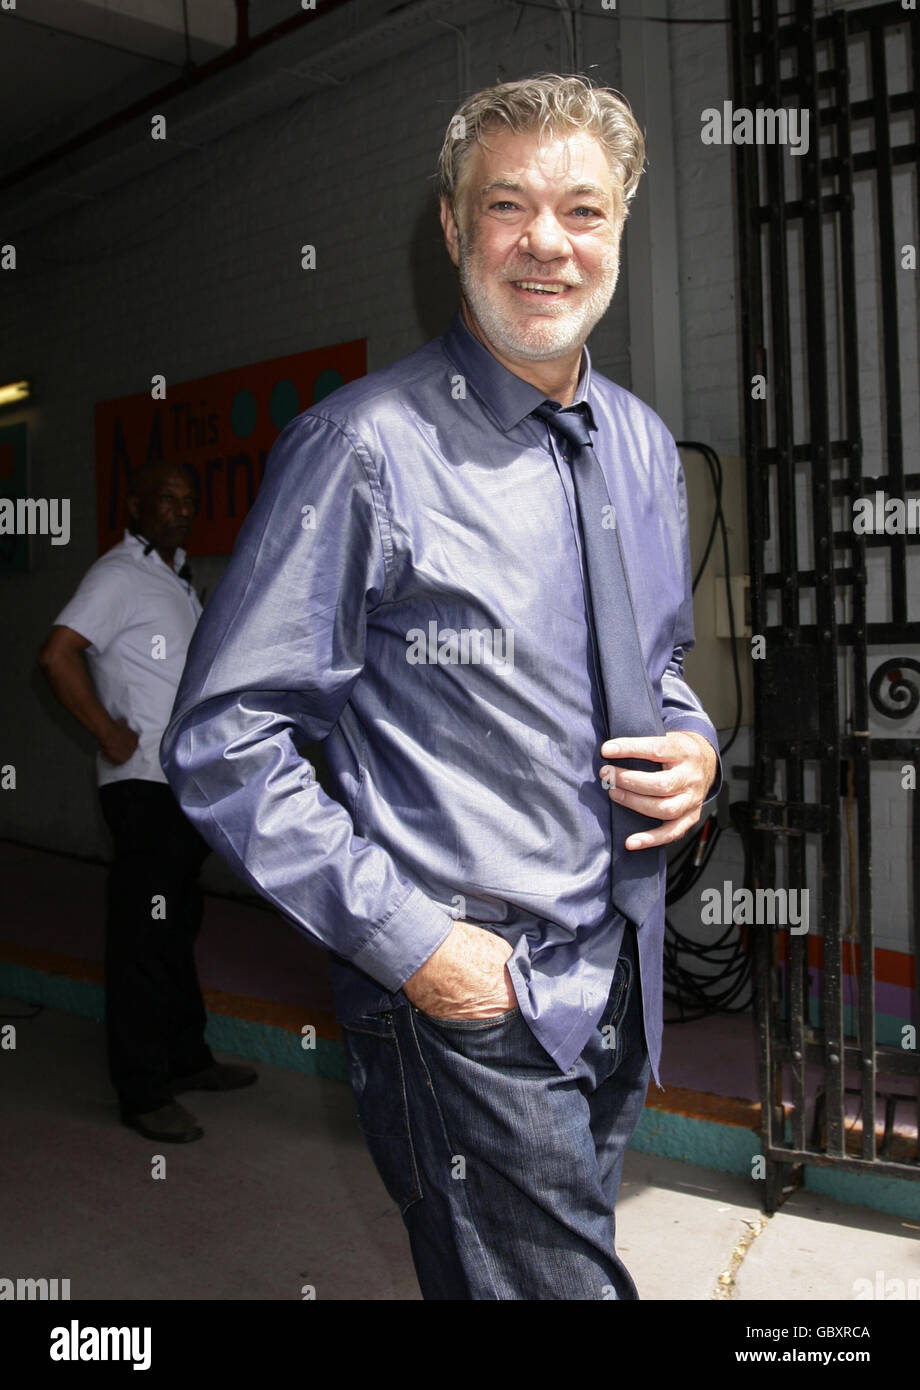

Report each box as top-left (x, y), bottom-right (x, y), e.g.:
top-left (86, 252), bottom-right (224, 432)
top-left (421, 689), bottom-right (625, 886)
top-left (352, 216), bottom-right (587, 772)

top-left (437, 74), bottom-right (646, 229)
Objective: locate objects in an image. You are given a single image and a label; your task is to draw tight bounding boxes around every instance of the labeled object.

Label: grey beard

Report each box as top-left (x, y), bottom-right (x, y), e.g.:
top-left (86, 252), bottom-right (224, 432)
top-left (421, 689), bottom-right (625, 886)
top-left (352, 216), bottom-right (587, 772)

top-left (457, 239), bottom-right (618, 361)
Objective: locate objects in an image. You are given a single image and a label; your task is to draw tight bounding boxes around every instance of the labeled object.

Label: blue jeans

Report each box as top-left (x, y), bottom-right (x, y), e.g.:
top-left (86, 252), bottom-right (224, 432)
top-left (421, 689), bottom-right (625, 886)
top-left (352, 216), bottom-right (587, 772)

top-left (340, 922), bottom-right (651, 1300)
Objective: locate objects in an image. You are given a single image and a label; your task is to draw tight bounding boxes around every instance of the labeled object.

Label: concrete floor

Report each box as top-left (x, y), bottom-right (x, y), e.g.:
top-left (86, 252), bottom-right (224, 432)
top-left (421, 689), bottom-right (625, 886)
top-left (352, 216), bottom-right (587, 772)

top-left (2, 998), bottom-right (918, 1302)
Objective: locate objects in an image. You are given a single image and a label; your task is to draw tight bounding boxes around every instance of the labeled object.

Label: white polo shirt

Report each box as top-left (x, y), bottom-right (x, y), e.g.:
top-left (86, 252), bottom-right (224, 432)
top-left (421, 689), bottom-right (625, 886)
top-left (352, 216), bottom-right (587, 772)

top-left (53, 529), bottom-right (203, 788)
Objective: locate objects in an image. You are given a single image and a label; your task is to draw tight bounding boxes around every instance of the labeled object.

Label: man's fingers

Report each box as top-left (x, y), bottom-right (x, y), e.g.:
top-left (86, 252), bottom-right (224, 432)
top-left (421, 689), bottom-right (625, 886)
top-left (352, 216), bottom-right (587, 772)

top-left (599, 730), bottom-right (711, 842)
top-left (601, 736), bottom-right (671, 762)
top-left (624, 809), bottom-right (703, 850)
top-left (601, 765), bottom-right (685, 797)
top-left (614, 789), bottom-right (697, 822)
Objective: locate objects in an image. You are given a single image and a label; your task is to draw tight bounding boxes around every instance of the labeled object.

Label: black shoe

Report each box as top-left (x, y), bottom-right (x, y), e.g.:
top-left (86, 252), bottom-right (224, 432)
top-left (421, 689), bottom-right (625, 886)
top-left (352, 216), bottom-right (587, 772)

top-left (170, 1062), bottom-right (258, 1093)
top-left (123, 1101), bottom-right (204, 1143)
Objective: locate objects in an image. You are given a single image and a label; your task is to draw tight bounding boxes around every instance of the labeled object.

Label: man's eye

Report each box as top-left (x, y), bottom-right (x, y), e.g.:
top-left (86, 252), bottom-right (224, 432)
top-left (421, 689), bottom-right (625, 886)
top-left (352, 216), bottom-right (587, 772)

top-left (571, 207), bottom-right (603, 218)
top-left (489, 201), bottom-right (518, 211)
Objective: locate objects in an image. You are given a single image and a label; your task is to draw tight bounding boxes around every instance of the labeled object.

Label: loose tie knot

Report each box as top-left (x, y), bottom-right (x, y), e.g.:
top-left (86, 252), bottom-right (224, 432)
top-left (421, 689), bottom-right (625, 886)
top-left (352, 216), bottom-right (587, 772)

top-left (531, 400), bottom-right (594, 453)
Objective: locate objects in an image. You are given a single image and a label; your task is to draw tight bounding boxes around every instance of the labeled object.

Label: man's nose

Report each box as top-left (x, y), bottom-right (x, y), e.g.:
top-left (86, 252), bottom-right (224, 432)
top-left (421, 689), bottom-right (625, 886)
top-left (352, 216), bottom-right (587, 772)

top-left (517, 211), bottom-right (571, 259)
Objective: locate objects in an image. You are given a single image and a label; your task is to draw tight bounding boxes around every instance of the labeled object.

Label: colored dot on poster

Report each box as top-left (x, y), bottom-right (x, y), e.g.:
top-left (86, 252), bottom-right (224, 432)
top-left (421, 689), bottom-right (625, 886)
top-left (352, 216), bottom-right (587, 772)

top-left (230, 389), bottom-right (257, 439)
top-left (0, 443), bottom-right (14, 480)
top-left (313, 369), bottom-right (344, 403)
top-left (270, 379), bottom-right (300, 430)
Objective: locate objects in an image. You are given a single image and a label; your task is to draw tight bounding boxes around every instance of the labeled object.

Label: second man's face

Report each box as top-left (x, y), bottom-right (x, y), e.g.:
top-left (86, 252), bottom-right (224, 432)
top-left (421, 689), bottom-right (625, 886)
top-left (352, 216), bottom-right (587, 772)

top-left (441, 126), bottom-right (626, 367)
top-left (133, 471), bottom-right (199, 550)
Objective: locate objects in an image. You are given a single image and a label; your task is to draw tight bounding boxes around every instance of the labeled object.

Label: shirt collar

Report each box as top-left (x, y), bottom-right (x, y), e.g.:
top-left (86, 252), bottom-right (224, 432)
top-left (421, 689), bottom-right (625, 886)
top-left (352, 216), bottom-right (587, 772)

top-left (123, 527), bottom-right (187, 575)
top-left (442, 308), bottom-right (595, 433)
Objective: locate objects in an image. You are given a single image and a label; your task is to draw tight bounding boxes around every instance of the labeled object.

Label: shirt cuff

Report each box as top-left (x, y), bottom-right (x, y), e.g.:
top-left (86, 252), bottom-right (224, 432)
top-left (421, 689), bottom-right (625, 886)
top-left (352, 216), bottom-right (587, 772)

top-left (350, 886), bottom-right (458, 992)
top-left (661, 715), bottom-right (723, 804)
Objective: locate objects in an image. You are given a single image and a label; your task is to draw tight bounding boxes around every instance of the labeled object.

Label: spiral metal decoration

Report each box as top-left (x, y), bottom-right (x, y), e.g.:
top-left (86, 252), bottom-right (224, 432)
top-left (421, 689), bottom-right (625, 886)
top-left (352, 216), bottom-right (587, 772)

top-left (868, 657), bottom-right (920, 720)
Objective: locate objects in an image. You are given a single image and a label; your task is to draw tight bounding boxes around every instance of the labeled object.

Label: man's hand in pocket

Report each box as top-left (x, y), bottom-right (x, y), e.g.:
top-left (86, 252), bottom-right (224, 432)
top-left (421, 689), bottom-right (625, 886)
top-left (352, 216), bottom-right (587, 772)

top-left (402, 920), bottom-right (517, 1019)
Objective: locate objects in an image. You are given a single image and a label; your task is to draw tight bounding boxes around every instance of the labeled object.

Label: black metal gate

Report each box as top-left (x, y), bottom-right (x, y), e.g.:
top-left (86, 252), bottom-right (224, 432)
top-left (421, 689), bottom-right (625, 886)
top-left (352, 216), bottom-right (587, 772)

top-left (731, 0), bottom-right (920, 1209)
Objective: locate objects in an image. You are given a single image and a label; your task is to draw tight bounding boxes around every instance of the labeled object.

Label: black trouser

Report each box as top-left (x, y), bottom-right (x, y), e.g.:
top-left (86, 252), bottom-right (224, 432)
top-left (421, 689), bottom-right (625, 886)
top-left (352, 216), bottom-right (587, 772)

top-left (98, 779), bottom-right (215, 1116)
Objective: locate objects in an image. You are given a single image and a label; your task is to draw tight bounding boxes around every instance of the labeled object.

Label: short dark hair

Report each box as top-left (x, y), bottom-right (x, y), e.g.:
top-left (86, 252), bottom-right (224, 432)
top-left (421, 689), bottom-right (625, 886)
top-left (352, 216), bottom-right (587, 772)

top-left (127, 461), bottom-right (199, 502)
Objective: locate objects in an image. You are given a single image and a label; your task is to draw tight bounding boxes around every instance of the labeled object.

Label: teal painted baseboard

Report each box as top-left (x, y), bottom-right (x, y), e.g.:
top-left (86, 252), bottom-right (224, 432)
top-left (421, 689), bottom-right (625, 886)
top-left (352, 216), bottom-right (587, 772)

top-left (3, 962), bottom-right (918, 1218)
top-left (1, 962), bottom-right (104, 1024)
top-left (204, 1010), bottom-right (347, 1083)
top-left (802, 1163), bottom-right (920, 1220)
top-left (631, 1104), bottom-right (920, 1220)
top-left (0, 961), bottom-right (346, 1082)
top-left (631, 1105), bottom-right (762, 1174)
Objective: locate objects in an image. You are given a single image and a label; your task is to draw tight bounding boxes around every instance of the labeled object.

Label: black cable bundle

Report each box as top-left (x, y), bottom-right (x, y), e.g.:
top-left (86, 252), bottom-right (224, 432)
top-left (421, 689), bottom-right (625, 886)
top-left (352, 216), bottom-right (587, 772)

top-left (661, 442), bottom-right (752, 1022)
top-left (662, 801), bottom-right (756, 1023)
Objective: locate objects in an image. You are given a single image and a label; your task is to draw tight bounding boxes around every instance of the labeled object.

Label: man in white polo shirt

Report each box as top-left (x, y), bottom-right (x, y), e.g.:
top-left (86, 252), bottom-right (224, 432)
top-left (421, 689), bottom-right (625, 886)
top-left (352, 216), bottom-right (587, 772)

top-left (38, 461), bottom-right (256, 1142)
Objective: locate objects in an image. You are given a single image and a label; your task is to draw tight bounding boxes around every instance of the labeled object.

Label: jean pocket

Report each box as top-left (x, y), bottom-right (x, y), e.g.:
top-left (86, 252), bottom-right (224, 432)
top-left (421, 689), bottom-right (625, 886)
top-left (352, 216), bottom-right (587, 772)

top-left (413, 1004), bottom-right (521, 1031)
top-left (340, 1015), bottom-right (422, 1214)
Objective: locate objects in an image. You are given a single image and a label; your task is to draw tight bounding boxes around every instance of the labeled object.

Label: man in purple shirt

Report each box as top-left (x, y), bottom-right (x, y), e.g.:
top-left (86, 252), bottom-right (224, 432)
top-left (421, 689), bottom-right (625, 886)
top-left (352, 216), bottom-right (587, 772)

top-left (161, 74), bottom-right (719, 1299)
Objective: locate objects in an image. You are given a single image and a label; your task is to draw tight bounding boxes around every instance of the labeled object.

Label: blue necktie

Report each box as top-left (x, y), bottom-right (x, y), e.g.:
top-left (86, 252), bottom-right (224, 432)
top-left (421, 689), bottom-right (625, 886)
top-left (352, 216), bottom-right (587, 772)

top-left (532, 400), bottom-right (664, 928)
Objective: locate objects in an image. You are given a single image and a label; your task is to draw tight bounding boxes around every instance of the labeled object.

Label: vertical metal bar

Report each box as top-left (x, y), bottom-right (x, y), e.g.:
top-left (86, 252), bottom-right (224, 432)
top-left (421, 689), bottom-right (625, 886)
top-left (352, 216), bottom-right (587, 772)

top-left (869, 26), bottom-right (907, 626)
top-left (833, 10), bottom-right (877, 1164)
top-left (913, 775), bottom-right (920, 1162)
top-left (854, 737), bottom-right (876, 1163)
top-left (787, 908), bottom-right (807, 1151)
top-left (797, 0), bottom-right (845, 1161)
top-left (909, 0), bottom-right (920, 1172)
top-left (732, 0), bottom-right (780, 1191)
top-left (768, 0), bottom-right (807, 1158)
top-left (761, 0), bottom-right (808, 1170)
top-left (762, 0), bottom-right (799, 644)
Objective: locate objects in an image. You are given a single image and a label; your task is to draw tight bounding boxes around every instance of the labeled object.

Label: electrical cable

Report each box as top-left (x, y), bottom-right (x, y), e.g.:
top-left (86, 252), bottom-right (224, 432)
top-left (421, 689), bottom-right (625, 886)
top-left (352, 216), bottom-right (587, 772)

top-left (679, 438), bottom-right (743, 757)
top-left (662, 439), bottom-right (752, 1020)
top-left (663, 800), bottom-right (755, 1023)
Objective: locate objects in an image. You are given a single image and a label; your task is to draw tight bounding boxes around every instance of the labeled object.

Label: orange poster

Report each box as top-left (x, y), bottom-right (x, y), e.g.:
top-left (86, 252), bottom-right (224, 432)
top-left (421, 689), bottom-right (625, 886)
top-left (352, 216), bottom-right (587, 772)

top-left (95, 338), bottom-right (366, 556)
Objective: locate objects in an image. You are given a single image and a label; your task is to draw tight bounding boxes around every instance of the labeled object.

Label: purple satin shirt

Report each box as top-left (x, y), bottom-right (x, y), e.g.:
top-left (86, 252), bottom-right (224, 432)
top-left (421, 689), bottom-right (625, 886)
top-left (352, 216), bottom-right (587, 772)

top-left (160, 309), bottom-right (721, 1083)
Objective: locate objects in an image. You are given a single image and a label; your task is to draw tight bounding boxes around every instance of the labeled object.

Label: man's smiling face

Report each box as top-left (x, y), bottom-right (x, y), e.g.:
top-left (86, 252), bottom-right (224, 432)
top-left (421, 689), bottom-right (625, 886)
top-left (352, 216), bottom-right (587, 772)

top-left (441, 125), bottom-right (625, 367)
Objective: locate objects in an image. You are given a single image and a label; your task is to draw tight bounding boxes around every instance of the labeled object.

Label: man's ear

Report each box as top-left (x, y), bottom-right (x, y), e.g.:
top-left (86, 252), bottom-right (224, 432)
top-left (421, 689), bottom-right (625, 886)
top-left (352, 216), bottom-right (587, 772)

top-left (439, 195), bottom-right (462, 269)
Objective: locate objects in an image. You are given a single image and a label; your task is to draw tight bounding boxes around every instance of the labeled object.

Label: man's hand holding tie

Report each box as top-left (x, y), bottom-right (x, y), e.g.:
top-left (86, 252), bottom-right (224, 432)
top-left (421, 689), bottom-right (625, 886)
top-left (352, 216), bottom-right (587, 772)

top-left (599, 731), bottom-right (719, 850)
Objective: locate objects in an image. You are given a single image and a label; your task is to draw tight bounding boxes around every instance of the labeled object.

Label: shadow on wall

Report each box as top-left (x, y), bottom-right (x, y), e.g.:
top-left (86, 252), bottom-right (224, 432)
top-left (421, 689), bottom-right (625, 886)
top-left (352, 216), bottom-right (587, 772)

top-left (409, 191), bottom-right (460, 345)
